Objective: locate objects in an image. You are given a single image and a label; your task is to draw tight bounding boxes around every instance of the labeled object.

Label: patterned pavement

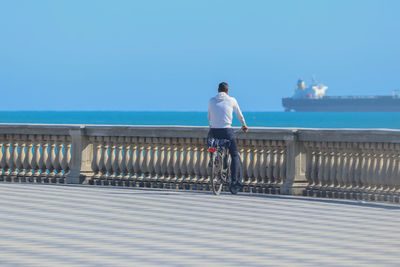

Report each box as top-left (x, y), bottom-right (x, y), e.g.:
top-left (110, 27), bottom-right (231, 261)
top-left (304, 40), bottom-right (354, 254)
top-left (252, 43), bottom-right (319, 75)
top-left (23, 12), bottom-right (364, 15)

top-left (0, 183), bottom-right (399, 267)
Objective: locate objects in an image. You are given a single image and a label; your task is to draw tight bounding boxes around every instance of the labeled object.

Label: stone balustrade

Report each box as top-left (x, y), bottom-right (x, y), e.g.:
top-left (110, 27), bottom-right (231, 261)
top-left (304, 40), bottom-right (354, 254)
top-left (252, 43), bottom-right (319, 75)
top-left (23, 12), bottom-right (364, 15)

top-left (0, 125), bottom-right (72, 184)
top-left (0, 124), bottom-right (399, 203)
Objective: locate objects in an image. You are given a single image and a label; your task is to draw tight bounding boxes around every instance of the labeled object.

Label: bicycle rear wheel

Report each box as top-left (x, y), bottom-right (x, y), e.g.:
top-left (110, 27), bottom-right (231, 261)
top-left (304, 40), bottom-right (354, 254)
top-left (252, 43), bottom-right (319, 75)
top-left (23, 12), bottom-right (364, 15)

top-left (210, 154), bottom-right (224, 195)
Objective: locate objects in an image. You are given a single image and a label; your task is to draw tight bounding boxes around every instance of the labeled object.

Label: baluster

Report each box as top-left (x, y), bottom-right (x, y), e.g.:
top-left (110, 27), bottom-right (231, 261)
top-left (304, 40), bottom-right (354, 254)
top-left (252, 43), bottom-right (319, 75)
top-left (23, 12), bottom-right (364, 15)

top-left (340, 149), bottom-right (349, 189)
top-left (258, 142), bottom-right (265, 186)
top-left (190, 145), bottom-right (199, 184)
top-left (54, 139), bottom-right (63, 178)
top-left (184, 141), bottom-right (193, 183)
top-left (353, 148), bottom-right (362, 188)
top-left (249, 141), bottom-right (257, 187)
top-left (309, 144), bottom-right (318, 186)
top-left (115, 138), bottom-right (124, 180)
top-left (114, 142), bottom-right (122, 181)
top-left (136, 138), bottom-right (145, 181)
top-left (96, 141), bottom-right (106, 179)
top-left (46, 139), bottom-right (56, 178)
top-left (186, 139), bottom-right (196, 184)
top-left (109, 138), bottom-right (118, 179)
top-left (323, 146), bottom-right (331, 187)
top-left (202, 144), bottom-right (210, 184)
top-left (102, 141), bottom-right (111, 180)
top-left (316, 149), bottom-right (323, 189)
top-left (104, 140), bottom-right (113, 179)
top-left (253, 142), bottom-right (262, 186)
top-left (376, 150), bottom-right (385, 191)
top-left (155, 139), bottom-right (164, 181)
top-left (9, 139), bottom-right (19, 177)
top-left (164, 139), bottom-right (172, 184)
top-left (278, 143), bottom-right (286, 184)
top-left (3, 140), bottom-right (11, 176)
top-left (246, 141), bottom-right (255, 187)
top-left (17, 138), bottom-right (26, 179)
top-left (243, 141), bottom-right (251, 186)
top-left (125, 141), bottom-right (133, 180)
top-left (265, 145), bottom-right (273, 183)
top-left (348, 147), bottom-right (356, 188)
top-left (317, 149), bottom-right (325, 187)
top-left (369, 148), bottom-right (378, 191)
top-left (197, 145), bottom-right (205, 186)
top-left (332, 147), bottom-right (340, 189)
top-left (366, 148), bottom-right (375, 191)
top-left (320, 147), bottom-right (328, 188)
top-left (347, 149), bottom-right (355, 189)
top-left (169, 139), bottom-right (178, 183)
top-left (335, 149), bottom-right (344, 188)
top-left (31, 139), bottom-right (41, 179)
top-left (130, 139), bottom-right (138, 179)
top-left (272, 145), bottom-right (280, 184)
top-left (63, 142), bottom-right (72, 175)
top-left (120, 139), bottom-right (129, 179)
top-left (175, 139), bottom-right (184, 183)
top-left (162, 138), bottom-right (171, 183)
top-left (142, 138), bottom-right (151, 181)
top-left (90, 137), bottom-right (100, 179)
top-left (39, 139), bottom-right (49, 181)
top-left (348, 149), bottom-right (356, 188)
top-left (328, 146), bottom-right (335, 188)
top-left (180, 140), bottom-right (189, 182)
top-left (359, 144), bottom-right (368, 189)
top-left (384, 145), bottom-right (393, 188)
top-left (382, 144), bottom-right (390, 190)
top-left (149, 138), bottom-right (158, 182)
top-left (353, 146), bottom-right (362, 191)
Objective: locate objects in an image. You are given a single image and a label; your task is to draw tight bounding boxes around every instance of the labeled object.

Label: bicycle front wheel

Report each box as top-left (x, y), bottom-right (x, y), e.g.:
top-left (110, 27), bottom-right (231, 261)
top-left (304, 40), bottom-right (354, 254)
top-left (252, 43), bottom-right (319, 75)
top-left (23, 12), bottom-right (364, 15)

top-left (210, 154), bottom-right (224, 195)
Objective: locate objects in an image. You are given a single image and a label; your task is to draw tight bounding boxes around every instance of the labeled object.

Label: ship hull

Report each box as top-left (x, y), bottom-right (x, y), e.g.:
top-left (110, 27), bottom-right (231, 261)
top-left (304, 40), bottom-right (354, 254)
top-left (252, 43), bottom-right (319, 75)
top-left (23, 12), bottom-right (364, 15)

top-left (282, 97), bottom-right (400, 112)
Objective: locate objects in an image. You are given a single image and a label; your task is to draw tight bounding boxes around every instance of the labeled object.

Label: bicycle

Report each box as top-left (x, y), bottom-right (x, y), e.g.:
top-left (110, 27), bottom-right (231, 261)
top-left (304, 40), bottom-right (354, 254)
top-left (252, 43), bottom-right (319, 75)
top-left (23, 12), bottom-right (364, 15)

top-left (208, 131), bottom-right (244, 195)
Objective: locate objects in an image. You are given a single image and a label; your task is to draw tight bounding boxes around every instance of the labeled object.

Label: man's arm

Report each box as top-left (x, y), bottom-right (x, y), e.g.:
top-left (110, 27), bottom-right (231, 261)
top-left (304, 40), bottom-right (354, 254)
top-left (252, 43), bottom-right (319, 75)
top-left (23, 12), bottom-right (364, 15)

top-left (207, 101), bottom-right (211, 128)
top-left (233, 99), bottom-right (248, 132)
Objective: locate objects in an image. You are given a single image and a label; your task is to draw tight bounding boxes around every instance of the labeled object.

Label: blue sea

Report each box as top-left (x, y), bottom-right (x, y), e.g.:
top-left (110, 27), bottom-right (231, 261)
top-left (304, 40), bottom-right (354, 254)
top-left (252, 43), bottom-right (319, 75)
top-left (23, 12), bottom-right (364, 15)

top-left (0, 111), bottom-right (400, 129)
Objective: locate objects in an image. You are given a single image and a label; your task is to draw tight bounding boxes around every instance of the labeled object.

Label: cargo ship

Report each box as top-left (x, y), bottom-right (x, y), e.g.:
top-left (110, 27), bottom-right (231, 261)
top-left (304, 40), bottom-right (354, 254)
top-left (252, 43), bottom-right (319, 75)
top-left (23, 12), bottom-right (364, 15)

top-left (282, 78), bottom-right (400, 112)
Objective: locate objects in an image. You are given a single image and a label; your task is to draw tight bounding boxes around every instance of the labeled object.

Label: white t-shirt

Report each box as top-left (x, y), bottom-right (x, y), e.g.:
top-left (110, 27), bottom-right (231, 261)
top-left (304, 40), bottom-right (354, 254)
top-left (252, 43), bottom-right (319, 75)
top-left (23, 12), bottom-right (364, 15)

top-left (208, 92), bottom-right (246, 128)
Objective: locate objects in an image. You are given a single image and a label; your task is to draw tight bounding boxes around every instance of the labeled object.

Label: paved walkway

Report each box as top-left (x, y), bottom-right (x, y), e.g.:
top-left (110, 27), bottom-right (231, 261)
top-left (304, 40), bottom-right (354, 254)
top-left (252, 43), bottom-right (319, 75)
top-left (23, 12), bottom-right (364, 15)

top-left (0, 184), bottom-right (399, 266)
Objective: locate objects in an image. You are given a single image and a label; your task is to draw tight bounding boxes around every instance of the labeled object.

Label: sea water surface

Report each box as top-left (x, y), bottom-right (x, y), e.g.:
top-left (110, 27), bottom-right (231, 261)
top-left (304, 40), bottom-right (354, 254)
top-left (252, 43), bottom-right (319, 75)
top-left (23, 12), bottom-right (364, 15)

top-left (0, 111), bottom-right (400, 129)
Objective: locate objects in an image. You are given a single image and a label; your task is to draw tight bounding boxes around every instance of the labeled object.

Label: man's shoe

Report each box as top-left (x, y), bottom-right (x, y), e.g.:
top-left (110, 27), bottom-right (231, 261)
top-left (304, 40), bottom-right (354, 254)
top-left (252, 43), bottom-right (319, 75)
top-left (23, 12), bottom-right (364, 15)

top-left (230, 181), bottom-right (242, 195)
top-left (230, 184), bottom-right (239, 195)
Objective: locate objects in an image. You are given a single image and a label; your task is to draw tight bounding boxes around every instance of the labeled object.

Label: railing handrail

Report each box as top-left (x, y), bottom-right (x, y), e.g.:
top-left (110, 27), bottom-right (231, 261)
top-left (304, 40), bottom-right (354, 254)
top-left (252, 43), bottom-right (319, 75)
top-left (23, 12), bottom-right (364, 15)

top-left (1, 123), bottom-right (400, 142)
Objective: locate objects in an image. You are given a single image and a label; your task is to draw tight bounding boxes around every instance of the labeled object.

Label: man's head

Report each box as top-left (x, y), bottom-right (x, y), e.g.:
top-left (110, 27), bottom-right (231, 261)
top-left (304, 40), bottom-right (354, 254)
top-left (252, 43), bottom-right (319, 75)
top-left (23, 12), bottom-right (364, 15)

top-left (218, 82), bottom-right (229, 94)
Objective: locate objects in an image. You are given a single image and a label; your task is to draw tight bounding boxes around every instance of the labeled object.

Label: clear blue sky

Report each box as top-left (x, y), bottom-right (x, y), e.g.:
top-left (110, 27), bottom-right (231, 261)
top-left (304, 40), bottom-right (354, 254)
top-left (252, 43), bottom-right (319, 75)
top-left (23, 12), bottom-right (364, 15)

top-left (1, 0), bottom-right (399, 111)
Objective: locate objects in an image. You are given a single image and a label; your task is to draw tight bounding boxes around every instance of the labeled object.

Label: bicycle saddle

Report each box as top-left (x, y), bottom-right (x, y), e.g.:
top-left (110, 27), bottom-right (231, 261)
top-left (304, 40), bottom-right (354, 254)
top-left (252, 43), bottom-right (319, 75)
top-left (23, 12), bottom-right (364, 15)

top-left (207, 137), bottom-right (231, 149)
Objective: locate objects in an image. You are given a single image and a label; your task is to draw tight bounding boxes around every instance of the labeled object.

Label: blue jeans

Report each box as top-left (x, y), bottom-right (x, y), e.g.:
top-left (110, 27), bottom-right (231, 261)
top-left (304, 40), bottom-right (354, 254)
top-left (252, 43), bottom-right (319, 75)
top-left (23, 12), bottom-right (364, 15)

top-left (207, 128), bottom-right (239, 183)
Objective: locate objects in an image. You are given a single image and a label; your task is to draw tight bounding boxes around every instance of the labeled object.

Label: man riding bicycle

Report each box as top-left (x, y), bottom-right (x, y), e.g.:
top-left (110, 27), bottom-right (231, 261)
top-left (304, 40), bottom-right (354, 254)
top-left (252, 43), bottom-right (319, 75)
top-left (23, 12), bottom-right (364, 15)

top-left (207, 82), bottom-right (248, 192)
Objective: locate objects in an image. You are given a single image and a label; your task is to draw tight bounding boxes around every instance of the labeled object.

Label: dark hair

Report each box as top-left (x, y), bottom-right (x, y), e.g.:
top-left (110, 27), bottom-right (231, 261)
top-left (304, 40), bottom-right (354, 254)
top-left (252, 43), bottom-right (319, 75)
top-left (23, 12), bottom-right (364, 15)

top-left (218, 82), bottom-right (229, 92)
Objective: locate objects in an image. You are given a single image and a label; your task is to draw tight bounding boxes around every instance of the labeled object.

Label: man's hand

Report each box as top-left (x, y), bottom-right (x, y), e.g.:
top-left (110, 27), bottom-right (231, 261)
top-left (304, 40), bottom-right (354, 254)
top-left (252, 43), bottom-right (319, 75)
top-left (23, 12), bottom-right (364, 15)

top-left (241, 125), bottom-right (249, 133)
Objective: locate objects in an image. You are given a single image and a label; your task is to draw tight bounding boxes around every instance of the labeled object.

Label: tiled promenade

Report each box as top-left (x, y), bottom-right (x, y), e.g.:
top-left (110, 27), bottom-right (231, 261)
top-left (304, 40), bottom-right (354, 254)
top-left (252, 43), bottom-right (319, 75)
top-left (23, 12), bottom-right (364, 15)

top-left (0, 184), bottom-right (399, 266)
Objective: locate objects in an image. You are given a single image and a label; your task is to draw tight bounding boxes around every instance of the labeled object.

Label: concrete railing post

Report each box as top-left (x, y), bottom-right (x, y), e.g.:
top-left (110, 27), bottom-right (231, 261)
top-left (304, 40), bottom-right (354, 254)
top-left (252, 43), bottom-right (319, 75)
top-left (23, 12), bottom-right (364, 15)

top-left (66, 126), bottom-right (94, 184)
top-left (282, 133), bottom-right (308, 195)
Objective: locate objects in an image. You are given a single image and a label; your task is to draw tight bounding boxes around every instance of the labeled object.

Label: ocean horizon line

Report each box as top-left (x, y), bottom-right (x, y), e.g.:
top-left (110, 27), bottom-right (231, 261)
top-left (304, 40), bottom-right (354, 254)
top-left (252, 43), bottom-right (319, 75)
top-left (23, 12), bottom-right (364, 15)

top-left (1, 110), bottom-right (400, 113)
top-left (0, 110), bottom-right (283, 112)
